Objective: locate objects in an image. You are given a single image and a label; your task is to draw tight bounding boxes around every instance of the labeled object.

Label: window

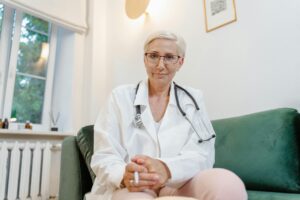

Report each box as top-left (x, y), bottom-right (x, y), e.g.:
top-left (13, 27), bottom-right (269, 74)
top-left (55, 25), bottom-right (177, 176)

top-left (0, 4), bottom-right (57, 130)
top-left (11, 14), bottom-right (50, 124)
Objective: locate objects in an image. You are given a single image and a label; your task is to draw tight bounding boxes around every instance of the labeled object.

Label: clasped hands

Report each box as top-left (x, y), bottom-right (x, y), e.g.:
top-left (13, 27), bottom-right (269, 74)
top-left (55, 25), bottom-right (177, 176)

top-left (122, 155), bottom-right (171, 193)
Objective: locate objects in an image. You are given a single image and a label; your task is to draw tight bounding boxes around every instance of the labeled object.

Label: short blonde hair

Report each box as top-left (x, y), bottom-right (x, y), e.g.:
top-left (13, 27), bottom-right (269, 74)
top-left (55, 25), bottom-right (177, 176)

top-left (144, 31), bottom-right (186, 57)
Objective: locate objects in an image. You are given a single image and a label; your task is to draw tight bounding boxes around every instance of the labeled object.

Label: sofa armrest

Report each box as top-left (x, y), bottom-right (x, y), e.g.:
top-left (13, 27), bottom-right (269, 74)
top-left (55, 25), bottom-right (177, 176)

top-left (59, 136), bottom-right (92, 200)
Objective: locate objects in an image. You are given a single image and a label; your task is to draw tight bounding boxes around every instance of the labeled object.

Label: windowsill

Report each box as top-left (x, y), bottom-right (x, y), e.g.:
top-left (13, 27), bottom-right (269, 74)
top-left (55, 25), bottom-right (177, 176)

top-left (0, 129), bottom-right (73, 138)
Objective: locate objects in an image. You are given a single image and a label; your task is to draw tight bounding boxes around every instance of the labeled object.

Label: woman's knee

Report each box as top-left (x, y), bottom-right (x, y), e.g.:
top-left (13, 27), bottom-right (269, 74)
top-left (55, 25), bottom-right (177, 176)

top-left (194, 168), bottom-right (247, 200)
top-left (112, 188), bottom-right (156, 200)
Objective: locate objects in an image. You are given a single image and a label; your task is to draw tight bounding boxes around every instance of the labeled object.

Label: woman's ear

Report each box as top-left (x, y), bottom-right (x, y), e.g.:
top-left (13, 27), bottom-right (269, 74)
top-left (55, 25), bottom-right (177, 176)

top-left (177, 57), bottom-right (184, 71)
top-left (180, 57), bottom-right (185, 64)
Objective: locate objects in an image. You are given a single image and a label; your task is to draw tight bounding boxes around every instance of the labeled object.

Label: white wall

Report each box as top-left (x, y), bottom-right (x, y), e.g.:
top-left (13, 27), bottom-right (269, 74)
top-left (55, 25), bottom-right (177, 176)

top-left (82, 0), bottom-right (108, 125)
top-left (86, 0), bottom-right (300, 121)
top-left (52, 28), bottom-right (87, 132)
top-left (52, 0), bottom-right (108, 132)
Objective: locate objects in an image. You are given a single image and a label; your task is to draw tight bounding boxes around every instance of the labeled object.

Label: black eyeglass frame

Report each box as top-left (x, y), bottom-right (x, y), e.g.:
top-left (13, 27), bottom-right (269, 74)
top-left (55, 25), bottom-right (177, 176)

top-left (144, 53), bottom-right (182, 64)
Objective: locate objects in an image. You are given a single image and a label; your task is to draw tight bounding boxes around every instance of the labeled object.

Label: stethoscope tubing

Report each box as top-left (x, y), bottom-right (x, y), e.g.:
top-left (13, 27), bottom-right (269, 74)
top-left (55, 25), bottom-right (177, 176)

top-left (133, 81), bottom-right (215, 143)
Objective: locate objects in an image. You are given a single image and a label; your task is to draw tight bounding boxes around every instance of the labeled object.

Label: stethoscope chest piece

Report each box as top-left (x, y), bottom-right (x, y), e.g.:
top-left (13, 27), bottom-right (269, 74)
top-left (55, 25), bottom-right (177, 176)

top-left (133, 110), bottom-right (144, 129)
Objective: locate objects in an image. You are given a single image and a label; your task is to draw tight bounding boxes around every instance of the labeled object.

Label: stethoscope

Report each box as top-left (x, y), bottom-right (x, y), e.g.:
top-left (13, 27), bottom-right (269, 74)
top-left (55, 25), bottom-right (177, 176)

top-left (133, 82), bottom-right (216, 143)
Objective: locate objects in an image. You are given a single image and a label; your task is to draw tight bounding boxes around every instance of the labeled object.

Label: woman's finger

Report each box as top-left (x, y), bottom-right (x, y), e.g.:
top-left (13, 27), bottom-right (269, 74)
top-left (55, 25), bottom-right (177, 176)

top-left (126, 161), bottom-right (147, 173)
top-left (139, 172), bottom-right (159, 182)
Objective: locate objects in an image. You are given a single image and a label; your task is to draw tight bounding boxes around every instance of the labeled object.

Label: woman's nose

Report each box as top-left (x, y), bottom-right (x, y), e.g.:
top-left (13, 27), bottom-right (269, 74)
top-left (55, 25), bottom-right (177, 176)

top-left (157, 57), bottom-right (165, 69)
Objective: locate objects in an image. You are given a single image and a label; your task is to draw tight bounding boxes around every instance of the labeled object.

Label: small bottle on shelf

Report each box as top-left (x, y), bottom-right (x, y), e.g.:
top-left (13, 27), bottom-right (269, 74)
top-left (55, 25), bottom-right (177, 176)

top-left (3, 118), bottom-right (9, 129)
top-left (25, 121), bottom-right (32, 129)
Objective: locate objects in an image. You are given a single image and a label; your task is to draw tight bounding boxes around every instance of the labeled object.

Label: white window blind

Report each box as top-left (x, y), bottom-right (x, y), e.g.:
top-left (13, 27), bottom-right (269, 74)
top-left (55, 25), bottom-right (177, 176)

top-left (0, 0), bottom-right (87, 33)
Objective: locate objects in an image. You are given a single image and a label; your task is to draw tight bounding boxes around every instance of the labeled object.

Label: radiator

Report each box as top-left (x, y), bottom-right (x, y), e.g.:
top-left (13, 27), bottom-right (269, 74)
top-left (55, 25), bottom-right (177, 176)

top-left (0, 141), bottom-right (60, 200)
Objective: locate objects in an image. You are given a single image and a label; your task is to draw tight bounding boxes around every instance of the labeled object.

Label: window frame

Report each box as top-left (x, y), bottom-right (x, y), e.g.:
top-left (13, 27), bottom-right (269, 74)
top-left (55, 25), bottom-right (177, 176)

top-left (0, 5), bottom-right (13, 116)
top-left (0, 6), bottom-right (57, 130)
top-left (0, 4), bottom-right (4, 34)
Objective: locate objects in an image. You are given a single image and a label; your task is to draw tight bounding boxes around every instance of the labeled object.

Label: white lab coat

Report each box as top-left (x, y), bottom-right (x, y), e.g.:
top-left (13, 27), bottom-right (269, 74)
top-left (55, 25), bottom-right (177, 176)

top-left (89, 80), bottom-right (215, 200)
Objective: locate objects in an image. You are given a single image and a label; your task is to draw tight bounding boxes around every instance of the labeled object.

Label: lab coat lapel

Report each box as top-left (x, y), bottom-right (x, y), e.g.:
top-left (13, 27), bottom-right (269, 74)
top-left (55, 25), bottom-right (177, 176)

top-left (159, 83), bottom-right (184, 133)
top-left (140, 106), bottom-right (157, 141)
top-left (159, 82), bottom-right (193, 135)
top-left (133, 80), bottom-right (157, 142)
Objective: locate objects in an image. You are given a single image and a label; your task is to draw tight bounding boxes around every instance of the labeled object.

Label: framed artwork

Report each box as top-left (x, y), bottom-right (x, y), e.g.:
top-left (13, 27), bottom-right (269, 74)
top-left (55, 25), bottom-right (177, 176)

top-left (203, 0), bottom-right (237, 32)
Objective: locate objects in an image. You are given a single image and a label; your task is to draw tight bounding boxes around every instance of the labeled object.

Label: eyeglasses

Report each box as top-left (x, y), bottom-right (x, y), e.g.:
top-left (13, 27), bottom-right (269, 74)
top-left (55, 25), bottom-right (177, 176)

top-left (144, 53), bottom-right (181, 65)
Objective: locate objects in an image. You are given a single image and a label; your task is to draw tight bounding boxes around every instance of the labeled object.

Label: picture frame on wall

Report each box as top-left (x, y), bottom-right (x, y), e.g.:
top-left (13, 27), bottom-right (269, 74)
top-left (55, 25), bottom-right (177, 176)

top-left (203, 0), bottom-right (237, 32)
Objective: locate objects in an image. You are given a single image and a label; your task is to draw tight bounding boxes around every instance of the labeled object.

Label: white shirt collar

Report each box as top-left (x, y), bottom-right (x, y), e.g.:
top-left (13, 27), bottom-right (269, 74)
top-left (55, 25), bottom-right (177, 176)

top-left (133, 79), bottom-right (177, 107)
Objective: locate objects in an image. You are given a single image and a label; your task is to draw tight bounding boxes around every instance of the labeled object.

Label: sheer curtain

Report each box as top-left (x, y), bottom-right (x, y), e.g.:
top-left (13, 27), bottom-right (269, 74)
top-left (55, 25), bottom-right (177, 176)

top-left (1, 0), bottom-right (88, 33)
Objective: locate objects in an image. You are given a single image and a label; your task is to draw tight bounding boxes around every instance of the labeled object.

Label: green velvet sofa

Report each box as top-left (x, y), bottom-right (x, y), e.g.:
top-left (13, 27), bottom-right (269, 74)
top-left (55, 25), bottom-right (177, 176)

top-left (59, 108), bottom-right (300, 200)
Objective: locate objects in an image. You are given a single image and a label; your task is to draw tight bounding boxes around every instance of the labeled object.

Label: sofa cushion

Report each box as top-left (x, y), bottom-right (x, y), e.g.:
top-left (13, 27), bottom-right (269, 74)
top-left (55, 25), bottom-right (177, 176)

top-left (247, 190), bottom-right (300, 200)
top-left (212, 108), bottom-right (300, 192)
top-left (76, 125), bottom-right (96, 181)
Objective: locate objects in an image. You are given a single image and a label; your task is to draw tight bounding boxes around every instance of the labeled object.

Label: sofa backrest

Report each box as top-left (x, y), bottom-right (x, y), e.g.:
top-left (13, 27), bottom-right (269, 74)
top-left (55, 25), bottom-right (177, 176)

top-left (76, 125), bottom-right (96, 182)
top-left (212, 108), bottom-right (300, 193)
top-left (76, 108), bottom-right (300, 193)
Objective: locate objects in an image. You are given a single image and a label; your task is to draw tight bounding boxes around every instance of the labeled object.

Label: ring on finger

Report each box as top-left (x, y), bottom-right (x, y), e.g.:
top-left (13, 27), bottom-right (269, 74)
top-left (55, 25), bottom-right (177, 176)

top-left (129, 179), bottom-right (134, 186)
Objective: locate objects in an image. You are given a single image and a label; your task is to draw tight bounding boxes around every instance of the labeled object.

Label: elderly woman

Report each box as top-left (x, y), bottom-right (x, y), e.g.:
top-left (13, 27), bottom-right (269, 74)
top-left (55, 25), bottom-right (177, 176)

top-left (90, 31), bottom-right (247, 200)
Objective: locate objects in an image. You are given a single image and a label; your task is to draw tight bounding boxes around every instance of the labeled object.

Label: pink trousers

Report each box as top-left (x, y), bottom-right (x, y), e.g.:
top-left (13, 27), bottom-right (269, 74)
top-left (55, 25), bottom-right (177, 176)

top-left (112, 168), bottom-right (248, 200)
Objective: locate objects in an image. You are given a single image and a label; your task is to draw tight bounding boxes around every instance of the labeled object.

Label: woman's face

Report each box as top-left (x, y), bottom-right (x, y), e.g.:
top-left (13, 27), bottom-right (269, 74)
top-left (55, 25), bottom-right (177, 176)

top-left (144, 39), bottom-right (184, 87)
